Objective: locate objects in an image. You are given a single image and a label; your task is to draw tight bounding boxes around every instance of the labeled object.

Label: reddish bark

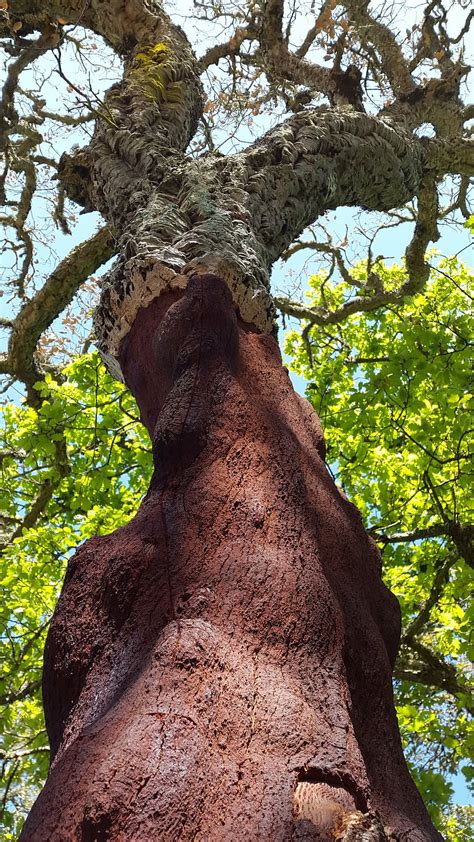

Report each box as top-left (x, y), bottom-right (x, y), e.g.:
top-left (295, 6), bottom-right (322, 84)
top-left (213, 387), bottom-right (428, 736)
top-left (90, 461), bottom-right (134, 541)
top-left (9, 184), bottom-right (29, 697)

top-left (21, 276), bottom-right (441, 841)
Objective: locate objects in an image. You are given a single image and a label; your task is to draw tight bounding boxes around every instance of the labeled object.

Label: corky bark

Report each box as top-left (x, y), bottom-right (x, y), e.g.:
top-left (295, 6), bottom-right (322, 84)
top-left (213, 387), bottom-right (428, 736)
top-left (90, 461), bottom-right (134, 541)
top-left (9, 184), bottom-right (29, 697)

top-left (8, 0), bottom-right (471, 839)
top-left (21, 276), bottom-right (441, 841)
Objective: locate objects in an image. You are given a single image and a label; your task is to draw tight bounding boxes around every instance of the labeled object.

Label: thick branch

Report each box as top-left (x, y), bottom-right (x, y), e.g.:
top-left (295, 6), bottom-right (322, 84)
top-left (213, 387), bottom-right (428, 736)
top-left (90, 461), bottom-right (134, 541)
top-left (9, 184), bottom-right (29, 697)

top-left (259, 1), bottom-right (365, 109)
top-left (8, 0), bottom-right (186, 55)
top-left (259, 0), bottom-right (336, 101)
top-left (394, 663), bottom-right (473, 714)
top-left (371, 522), bottom-right (474, 549)
top-left (0, 746), bottom-right (49, 762)
top-left (242, 108), bottom-right (423, 262)
top-left (273, 155), bottom-right (456, 330)
top-left (0, 439), bottom-right (70, 550)
top-left (295, 0), bottom-right (334, 59)
top-left (4, 226), bottom-right (115, 391)
top-left (198, 25), bottom-right (257, 71)
top-left (396, 639), bottom-right (473, 713)
top-left (403, 558), bottom-right (456, 641)
top-left (405, 176), bottom-right (439, 290)
top-left (424, 136), bottom-right (474, 177)
top-left (0, 25), bottom-right (60, 144)
top-left (9, 0), bottom-right (205, 200)
top-left (275, 282), bottom-right (418, 328)
top-left (341, 0), bottom-right (417, 98)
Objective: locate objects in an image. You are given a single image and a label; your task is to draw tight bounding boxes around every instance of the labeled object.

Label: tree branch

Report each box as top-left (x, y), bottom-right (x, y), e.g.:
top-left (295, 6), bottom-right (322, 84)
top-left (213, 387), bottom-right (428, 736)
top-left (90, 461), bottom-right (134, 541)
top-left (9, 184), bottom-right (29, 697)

top-left (198, 25), bottom-right (257, 71)
top-left (4, 226), bottom-right (116, 395)
top-left (0, 24), bottom-right (60, 144)
top-left (274, 280), bottom-right (421, 328)
top-left (295, 0), bottom-right (334, 59)
top-left (259, 0), bottom-right (336, 101)
top-left (0, 745), bottom-right (49, 761)
top-left (0, 439), bottom-right (70, 550)
top-left (405, 175), bottom-right (439, 290)
top-left (0, 679), bottom-right (41, 706)
top-left (272, 141), bottom-right (466, 331)
top-left (396, 638), bottom-right (473, 714)
top-left (243, 108), bottom-right (423, 263)
top-left (281, 237), bottom-right (359, 287)
top-left (341, 0), bottom-right (417, 98)
top-left (370, 522), bottom-right (474, 549)
top-left (403, 557), bottom-right (456, 641)
top-left (424, 136), bottom-right (474, 177)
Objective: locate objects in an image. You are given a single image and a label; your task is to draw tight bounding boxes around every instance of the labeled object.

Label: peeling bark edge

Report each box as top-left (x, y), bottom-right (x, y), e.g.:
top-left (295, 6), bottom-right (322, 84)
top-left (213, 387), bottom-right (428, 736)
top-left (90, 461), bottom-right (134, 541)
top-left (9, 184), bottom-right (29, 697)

top-left (96, 260), bottom-right (275, 383)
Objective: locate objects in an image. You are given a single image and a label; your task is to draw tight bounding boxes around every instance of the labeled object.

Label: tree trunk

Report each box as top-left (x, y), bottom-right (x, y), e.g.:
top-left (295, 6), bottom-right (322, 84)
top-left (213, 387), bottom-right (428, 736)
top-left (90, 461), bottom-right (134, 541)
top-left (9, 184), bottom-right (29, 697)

top-left (21, 275), bottom-right (441, 841)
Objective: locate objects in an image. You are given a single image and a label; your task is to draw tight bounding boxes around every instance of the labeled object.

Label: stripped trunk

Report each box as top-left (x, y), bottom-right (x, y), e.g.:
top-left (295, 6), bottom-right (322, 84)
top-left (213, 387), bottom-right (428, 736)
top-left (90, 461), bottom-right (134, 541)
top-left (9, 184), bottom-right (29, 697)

top-left (21, 275), bottom-right (441, 841)
top-left (12, 1), bottom-right (444, 839)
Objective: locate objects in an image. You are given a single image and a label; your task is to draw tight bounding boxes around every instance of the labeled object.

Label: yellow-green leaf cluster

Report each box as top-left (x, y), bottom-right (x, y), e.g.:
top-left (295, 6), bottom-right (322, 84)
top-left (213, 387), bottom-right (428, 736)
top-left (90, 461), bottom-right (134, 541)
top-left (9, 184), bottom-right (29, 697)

top-left (285, 256), bottom-right (473, 826)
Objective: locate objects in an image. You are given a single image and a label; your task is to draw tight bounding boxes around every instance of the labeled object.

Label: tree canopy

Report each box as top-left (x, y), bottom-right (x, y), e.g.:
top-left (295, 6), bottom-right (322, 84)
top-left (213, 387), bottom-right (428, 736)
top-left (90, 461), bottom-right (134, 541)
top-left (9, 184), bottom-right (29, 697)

top-left (0, 0), bottom-right (473, 838)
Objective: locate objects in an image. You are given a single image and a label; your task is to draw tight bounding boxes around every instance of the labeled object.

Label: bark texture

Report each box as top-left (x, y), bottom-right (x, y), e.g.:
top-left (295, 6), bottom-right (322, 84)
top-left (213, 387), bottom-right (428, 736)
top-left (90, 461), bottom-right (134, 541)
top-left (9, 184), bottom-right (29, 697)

top-left (92, 107), bottom-right (424, 381)
top-left (21, 277), bottom-right (441, 841)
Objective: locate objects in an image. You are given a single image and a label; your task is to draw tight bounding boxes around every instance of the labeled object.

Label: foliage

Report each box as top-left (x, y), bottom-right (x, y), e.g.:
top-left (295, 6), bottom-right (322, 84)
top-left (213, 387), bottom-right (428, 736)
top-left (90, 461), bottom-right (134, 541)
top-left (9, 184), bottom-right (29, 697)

top-left (439, 805), bottom-right (474, 842)
top-left (0, 354), bottom-right (152, 839)
top-left (285, 257), bottom-right (473, 831)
